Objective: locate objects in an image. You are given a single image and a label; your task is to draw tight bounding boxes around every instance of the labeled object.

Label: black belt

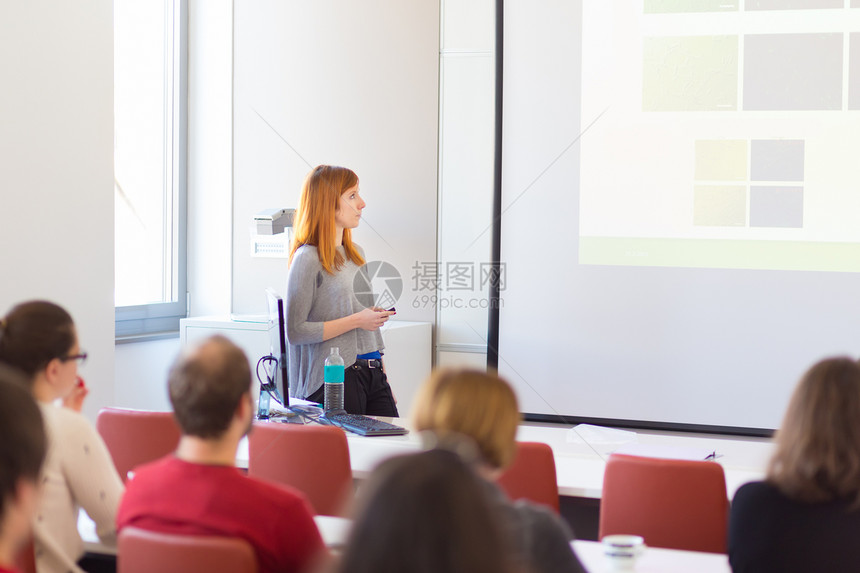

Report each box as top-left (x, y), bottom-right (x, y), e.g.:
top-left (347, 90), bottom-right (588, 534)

top-left (353, 358), bottom-right (383, 369)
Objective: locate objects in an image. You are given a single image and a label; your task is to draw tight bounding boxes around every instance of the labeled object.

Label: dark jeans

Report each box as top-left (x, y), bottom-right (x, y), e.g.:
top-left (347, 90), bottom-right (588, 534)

top-left (308, 361), bottom-right (399, 417)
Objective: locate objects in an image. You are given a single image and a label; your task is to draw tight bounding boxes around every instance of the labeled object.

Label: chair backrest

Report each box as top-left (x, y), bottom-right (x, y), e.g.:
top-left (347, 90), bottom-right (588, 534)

top-left (96, 408), bottom-right (182, 483)
top-left (497, 441), bottom-right (560, 513)
top-left (118, 527), bottom-right (258, 573)
top-left (248, 422), bottom-right (353, 516)
top-left (599, 453), bottom-right (730, 553)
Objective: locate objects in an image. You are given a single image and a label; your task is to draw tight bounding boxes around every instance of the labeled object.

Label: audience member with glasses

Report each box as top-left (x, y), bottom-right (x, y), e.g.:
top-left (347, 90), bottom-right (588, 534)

top-left (0, 301), bottom-right (123, 573)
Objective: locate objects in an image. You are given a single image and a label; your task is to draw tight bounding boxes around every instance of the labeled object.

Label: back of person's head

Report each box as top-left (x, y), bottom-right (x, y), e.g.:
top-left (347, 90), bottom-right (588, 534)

top-left (412, 368), bottom-right (521, 470)
top-left (168, 335), bottom-right (251, 439)
top-left (0, 364), bottom-right (47, 525)
top-left (336, 448), bottom-right (516, 573)
top-left (0, 300), bottom-right (75, 381)
top-left (289, 164), bottom-right (364, 273)
top-left (768, 356), bottom-right (860, 505)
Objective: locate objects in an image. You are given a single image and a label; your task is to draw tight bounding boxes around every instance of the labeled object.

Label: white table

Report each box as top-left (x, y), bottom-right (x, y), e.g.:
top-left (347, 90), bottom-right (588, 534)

top-left (237, 419), bottom-right (773, 499)
top-left (573, 540), bottom-right (730, 573)
top-left (314, 515), bottom-right (351, 549)
top-left (313, 514), bottom-right (731, 572)
top-left (78, 511), bottom-right (116, 556)
top-left (82, 512), bottom-right (730, 572)
top-left (79, 513), bottom-right (352, 556)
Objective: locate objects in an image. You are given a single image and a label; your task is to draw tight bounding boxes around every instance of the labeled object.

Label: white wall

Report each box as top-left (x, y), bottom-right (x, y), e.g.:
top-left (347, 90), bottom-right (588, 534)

top-left (187, 0), bottom-right (233, 318)
top-left (435, 0), bottom-right (495, 367)
top-left (118, 1), bottom-right (446, 409)
top-left (231, 0), bottom-right (440, 322)
top-left (0, 1), bottom-right (115, 421)
top-left (1, 1), bottom-right (447, 417)
top-left (437, 349), bottom-right (488, 370)
top-left (114, 338), bottom-right (179, 411)
top-left (112, 0), bottom-right (235, 412)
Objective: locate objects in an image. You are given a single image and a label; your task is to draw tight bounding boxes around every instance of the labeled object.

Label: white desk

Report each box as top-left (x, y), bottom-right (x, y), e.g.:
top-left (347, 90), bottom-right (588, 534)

top-left (79, 513), bottom-right (351, 556)
top-left (82, 498), bottom-right (731, 572)
top-left (311, 515), bottom-right (731, 572)
top-left (573, 540), bottom-right (730, 573)
top-left (237, 419), bottom-right (773, 500)
top-left (78, 511), bottom-right (116, 556)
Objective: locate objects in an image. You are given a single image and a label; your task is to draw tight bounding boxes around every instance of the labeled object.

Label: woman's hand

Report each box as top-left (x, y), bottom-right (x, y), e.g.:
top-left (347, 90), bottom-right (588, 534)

top-left (62, 377), bottom-right (89, 413)
top-left (355, 307), bottom-right (395, 331)
top-left (322, 307), bottom-right (396, 340)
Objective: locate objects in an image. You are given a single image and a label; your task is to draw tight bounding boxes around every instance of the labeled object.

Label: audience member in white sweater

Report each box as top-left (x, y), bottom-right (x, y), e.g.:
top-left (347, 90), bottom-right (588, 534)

top-left (0, 301), bottom-right (123, 573)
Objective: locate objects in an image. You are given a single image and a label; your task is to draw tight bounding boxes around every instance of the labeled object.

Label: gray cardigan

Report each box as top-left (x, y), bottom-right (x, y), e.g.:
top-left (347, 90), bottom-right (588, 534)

top-left (486, 481), bottom-right (588, 573)
top-left (285, 244), bottom-right (384, 398)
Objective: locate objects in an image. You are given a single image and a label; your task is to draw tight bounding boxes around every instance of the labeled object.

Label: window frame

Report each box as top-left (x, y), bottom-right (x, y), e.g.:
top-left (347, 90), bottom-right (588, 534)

top-left (114, 0), bottom-right (188, 341)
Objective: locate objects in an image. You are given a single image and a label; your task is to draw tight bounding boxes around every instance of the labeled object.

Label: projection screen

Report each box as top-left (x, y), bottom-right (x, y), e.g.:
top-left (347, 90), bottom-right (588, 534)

top-left (496, 0), bottom-right (860, 433)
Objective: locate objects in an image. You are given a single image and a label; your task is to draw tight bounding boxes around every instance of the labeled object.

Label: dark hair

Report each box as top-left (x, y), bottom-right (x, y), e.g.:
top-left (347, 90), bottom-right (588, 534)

top-left (768, 357), bottom-right (860, 506)
top-left (336, 449), bottom-right (517, 573)
top-left (0, 300), bottom-right (76, 381)
top-left (0, 364), bottom-right (47, 518)
top-left (168, 335), bottom-right (251, 439)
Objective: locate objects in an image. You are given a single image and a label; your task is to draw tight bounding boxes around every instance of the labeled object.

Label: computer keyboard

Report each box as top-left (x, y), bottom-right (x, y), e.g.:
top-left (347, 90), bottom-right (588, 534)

top-left (326, 413), bottom-right (408, 436)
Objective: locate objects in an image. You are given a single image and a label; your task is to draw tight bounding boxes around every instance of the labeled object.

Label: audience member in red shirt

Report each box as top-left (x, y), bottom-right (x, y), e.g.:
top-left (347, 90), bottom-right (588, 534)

top-left (117, 335), bottom-right (325, 573)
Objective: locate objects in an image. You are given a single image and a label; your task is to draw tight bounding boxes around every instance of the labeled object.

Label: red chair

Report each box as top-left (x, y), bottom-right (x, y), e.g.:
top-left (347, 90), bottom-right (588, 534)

top-left (599, 454), bottom-right (729, 553)
top-left (497, 441), bottom-right (560, 513)
top-left (118, 526), bottom-right (257, 573)
top-left (96, 408), bottom-right (182, 483)
top-left (248, 422), bottom-right (353, 516)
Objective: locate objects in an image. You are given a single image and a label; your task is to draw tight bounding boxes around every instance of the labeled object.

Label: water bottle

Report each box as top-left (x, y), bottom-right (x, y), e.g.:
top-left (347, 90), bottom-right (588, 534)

top-left (257, 384), bottom-right (270, 419)
top-left (324, 347), bottom-right (345, 412)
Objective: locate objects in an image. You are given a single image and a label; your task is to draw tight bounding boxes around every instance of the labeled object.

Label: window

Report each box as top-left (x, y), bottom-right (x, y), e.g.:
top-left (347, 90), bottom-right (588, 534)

top-left (114, 0), bottom-right (187, 338)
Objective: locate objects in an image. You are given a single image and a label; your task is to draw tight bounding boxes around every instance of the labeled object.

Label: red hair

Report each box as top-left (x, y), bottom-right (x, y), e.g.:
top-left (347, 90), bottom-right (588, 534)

top-left (288, 165), bottom-right (365, 273)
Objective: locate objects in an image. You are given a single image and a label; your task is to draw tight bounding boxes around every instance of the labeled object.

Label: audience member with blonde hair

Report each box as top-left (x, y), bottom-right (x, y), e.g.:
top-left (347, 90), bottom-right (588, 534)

top-left (412, 368), bottom-right (587, 573)
top-left (0, 301), bottom-right (123, 573)
top-left (335, 448), bottom-right (518, 573)
top-left (729, 356), bottom-right (860, 572)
